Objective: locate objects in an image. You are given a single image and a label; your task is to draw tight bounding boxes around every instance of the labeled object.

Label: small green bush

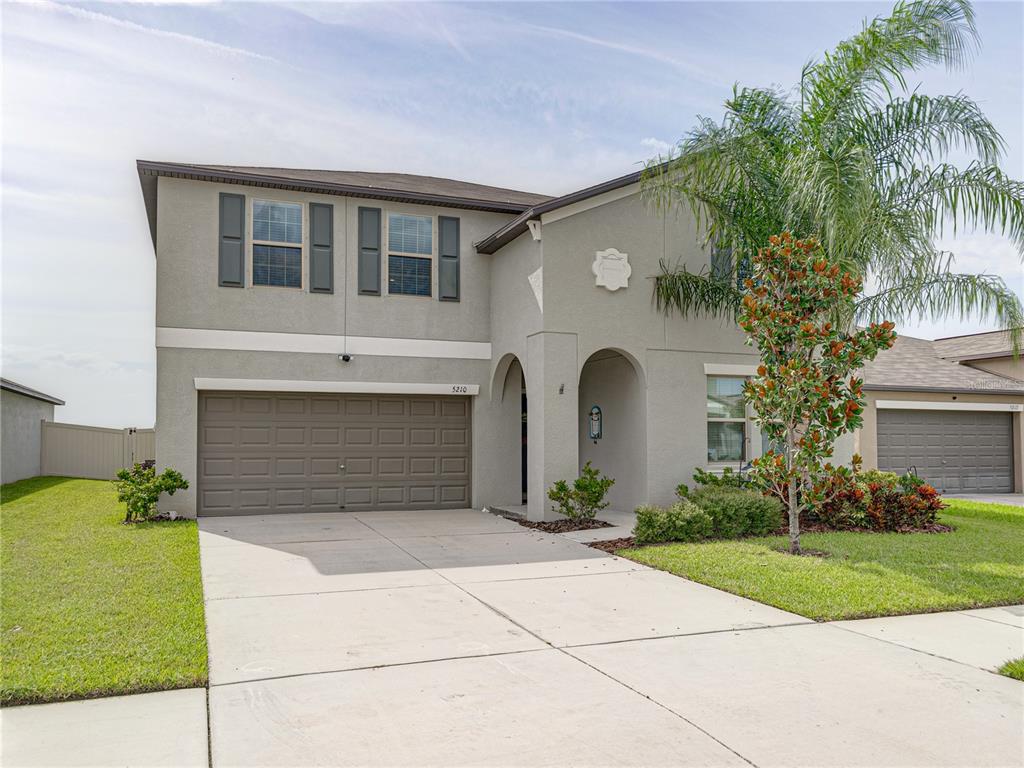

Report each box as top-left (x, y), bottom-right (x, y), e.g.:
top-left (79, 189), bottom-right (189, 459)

top-left (859, 469), bottom-right (898, 489)
top-left (689, 486), bottom-right (783, 538)
top-left (113, 463), bottom-right (189, 523)
top-left (691, 466), bottom-right (753, 490)
top-left (633, 501), bottom-right (713, 545)
top-left (547, 461), bottom-right (614, 522)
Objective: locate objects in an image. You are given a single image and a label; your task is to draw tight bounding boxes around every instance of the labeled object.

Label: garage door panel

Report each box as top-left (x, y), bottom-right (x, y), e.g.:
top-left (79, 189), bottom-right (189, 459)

top-left (877, 409), bottom-right (1012, 493)
top-left (198, 392), bottom-right (471, 515)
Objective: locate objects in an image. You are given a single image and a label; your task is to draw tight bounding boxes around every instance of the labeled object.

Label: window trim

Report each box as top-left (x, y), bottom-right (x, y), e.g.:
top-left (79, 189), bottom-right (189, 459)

top-left (706, 374), bottom-right (767, 466)
top-left (249, 197), bottom-right (307, 290)
top-left (384, 209), bottom-right (435, 298)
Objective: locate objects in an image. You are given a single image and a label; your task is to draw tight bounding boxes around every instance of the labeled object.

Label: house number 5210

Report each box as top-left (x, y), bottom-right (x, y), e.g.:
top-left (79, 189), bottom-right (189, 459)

top-left (450, 385), bottom-right (469, 394)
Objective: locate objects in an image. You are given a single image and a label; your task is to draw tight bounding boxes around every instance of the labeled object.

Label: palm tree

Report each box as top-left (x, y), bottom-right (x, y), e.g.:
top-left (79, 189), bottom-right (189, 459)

top-left (643, 0), bottom-right (1024, 336)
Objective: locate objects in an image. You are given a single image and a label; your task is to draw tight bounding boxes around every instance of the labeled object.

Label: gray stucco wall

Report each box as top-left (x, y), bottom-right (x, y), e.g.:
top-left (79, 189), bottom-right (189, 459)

top-left (1, 391), bottom-right (54, 484)
top-left (156, 176), bottom-right (513, 342)
top-left (529, 190), bottom-right (761, 515)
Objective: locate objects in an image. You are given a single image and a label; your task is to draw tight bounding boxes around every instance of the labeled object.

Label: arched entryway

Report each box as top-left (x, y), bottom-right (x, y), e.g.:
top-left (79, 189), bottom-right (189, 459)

top-left (491, 353), bottom-right (528, 506)
top-left (578, 349), bottom-right (646, 512)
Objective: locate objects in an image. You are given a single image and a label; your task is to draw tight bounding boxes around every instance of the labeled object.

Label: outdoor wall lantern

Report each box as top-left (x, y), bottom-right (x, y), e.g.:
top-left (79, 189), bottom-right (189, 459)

top-left (589, 405), bottom-right (603, 441)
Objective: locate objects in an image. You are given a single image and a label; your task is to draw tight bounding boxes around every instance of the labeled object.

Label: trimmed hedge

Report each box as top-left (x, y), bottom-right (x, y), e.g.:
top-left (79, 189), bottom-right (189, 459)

top-left (634, 501), bottom-right (713, 545)
top-left (689, 486), bottom-right (783, 538)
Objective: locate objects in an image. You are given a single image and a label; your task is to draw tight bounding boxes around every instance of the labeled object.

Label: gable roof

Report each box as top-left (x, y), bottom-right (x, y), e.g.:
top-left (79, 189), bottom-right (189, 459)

top-left (933, 329), bottom-right (1019, 361)
top-left (137, 160), bottom-right (553, 248)
top-left (862, 335), bottom-right (1024, 395)
top-left (474, 168), bottom-right (645, 254)
top-left (1, 378), bottom-right (65, 405)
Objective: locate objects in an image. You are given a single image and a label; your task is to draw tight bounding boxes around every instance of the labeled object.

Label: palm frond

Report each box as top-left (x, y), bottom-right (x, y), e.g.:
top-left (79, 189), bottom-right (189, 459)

top-left (652, 265), bottom-right (742, 320)
top-left (856, 269), bottom-right (1024, 351)
top-left (802, 0), bottom-right (978, 122)
top-left (856, 92), bottom-right (1004, 172)
top-left (890, 162), bottom-right (1024, 251)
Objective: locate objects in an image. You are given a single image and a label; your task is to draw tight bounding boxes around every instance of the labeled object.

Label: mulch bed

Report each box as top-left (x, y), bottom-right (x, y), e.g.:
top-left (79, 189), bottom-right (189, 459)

top-left (587, 537), bottom-right (636, 553)
top-left (514, 518), bottom-right (613, 534)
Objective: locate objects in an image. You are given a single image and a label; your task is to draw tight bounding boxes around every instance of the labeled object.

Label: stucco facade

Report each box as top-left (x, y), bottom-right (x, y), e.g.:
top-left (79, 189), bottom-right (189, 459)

top-left (142, 160), bottom-right (1020, 519)
top-left (1, 383), bottom-right (61, 484)
top-left (144, 162), bottom-right (778, 519)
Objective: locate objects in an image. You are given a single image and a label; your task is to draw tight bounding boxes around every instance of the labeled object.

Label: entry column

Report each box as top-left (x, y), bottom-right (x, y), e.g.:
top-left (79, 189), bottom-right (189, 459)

top-left (526, 332), bottom-right (579, 521)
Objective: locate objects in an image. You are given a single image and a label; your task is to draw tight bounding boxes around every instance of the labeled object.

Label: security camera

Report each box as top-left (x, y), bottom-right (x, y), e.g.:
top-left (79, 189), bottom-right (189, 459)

top-left (339, 353), bottom-right (352, 363)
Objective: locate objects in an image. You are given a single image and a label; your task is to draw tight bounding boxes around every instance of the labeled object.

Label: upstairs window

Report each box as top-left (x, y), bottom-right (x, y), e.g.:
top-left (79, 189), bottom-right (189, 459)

top-left (707, 375), bottom-right (747, 463)
top-left (252, 200), bottom-right (303, 288)
top-left (387, 213), bottom-right (432, 297)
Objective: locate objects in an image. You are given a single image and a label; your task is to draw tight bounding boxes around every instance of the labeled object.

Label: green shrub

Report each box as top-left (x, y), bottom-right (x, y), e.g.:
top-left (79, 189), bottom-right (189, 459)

top-left (547, 461), bottom-right (614, 522)
top-left (112, 463), bottom-right (189, 523)
top-left (633, 501), bottom-right (713, 545)
top-left (859, 469), bottom-right (898, 489)
top-left (691, 466), bottom-right (753, 490)
top-left (689, 486), bottom-right (783, 538)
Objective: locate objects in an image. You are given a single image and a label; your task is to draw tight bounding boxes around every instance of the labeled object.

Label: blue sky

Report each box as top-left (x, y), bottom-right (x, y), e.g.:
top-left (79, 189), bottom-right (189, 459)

top-left (2, 0), bottom-right (1022, 427)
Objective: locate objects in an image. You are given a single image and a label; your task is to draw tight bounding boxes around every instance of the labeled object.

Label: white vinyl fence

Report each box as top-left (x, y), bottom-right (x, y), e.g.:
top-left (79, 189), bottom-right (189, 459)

top-left (40, 422), bottom-right (156, 480)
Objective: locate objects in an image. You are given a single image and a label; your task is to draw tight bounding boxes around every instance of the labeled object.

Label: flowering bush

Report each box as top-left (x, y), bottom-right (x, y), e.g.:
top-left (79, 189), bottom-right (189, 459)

top-left (740, 232), bottom-right (897, 553)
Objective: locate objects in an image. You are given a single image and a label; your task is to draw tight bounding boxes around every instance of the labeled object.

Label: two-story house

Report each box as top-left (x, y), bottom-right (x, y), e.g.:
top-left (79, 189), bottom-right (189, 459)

top-left (138, 161), bottom-right (1023, 520)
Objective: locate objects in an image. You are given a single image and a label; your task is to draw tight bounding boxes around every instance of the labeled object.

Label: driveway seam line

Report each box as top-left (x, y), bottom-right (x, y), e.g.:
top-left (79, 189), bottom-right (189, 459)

top-left (362, 519), bottom-right (760, 768)
top-left (561, 648), bottom-right (761, 768)
top-left (956, 610), bottom-right (1023, 630)
top-left (559, 620), bottom-right (817, 650)
top-left (827, 622), bottom-right (1001, 673)
top-left (209, 647), bottom-right (551, 688)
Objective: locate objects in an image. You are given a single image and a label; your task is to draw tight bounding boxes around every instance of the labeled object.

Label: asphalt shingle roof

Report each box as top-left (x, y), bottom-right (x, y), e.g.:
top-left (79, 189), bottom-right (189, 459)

top-left (862, 335), bottom-right (1024, 394)
top-left (932, 329), bottom-right (1017, 360)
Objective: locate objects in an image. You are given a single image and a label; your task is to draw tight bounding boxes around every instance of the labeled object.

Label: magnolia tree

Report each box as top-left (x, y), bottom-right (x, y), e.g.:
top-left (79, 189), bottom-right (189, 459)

top-left (740, 233), bottom-right (897, 554)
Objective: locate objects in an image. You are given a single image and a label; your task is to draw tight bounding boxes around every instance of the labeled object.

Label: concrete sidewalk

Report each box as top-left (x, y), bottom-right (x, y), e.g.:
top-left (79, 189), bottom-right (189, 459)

top-left (0, 688), bottom-right (208, 767)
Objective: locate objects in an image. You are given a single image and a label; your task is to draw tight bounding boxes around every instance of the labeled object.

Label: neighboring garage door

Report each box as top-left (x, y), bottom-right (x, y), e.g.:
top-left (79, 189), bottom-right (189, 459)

top-left (197, 392), bottom-right (471, 515)
top-left (877, 409), bottom-right (1013, 493)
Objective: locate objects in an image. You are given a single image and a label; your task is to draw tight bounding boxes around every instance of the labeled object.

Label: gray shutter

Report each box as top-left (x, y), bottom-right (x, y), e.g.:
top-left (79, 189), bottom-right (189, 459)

top-left (219, 193), bottom-right (245, 287)
top-left (438, 215), bottom-right (460, 302)
top-left (358, 207), bottom-right (381, 295)
top-left (309, 203), bottom-right (333, 294)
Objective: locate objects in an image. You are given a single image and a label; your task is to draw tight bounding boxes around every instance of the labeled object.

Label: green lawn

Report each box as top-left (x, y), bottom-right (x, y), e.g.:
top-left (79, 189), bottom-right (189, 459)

top-left (1, 477), bottom-right (207, 706)
top-left (999, 657), bottom-right (1024, 682)
top-left (620, 499), bottom-right (1024, 621)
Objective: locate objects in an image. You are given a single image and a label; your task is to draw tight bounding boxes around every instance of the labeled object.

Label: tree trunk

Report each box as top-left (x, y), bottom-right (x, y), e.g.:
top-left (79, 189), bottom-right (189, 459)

top-left (788, 475), bottom-right (800, 554)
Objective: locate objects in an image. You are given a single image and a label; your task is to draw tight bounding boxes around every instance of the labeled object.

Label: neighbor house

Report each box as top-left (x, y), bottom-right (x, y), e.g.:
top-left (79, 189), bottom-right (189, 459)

top-left (1, 378), bottom-right (64, 484)
top-left (857, 331), bottom-right (1024, 494)
top-left (137, 161), bottom-right (1022, 519)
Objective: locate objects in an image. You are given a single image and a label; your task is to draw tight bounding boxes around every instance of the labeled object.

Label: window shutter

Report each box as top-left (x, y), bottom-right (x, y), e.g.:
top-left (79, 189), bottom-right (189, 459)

top-left (438, 215), bottom-right (460, 302)
top-left (309, 203), bottom-right (333, 293)
top-left (219, 193), bottom-right (245, 287)
top-left (358, 207), bottom-right (381, 295)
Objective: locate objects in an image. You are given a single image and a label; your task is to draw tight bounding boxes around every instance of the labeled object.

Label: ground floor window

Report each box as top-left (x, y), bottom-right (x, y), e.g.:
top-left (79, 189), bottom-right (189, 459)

top-left (707, 375), bottom-right (747, 462)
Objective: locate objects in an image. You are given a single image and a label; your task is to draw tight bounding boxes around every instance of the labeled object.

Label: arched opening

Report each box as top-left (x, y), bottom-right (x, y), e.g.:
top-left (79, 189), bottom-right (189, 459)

top-left (492, 353), bottom-right (528, 506)
top-left (578, 349), bottom-right (646, 512)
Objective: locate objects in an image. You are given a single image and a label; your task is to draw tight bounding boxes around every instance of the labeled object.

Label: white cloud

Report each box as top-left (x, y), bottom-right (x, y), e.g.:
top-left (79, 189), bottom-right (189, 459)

top-left (641, 137), bottom-right (672, 155)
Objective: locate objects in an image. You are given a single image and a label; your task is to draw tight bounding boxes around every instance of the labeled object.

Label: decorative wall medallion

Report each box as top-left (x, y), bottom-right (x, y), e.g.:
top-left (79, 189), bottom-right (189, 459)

top-left (592, 248), bottom-right (631, 291)
top-left (528, 266), bottom-right (543, 312)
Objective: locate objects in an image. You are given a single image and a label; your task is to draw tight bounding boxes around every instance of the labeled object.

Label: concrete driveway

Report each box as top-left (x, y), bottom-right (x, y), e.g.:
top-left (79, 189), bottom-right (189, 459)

top-left (199, 509), bottom-right (1023, 768)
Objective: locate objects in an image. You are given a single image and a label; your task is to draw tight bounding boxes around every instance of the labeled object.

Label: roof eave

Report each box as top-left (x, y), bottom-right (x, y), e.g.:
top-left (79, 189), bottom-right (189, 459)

top-left (136, 160), bottom-right (536, 216)
top-left (864, 383), bottom-right (1024, 396)
top-left (475, 167), bottom-right (648, 254)
top-left (0, 379), bottom-right (65, 405)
